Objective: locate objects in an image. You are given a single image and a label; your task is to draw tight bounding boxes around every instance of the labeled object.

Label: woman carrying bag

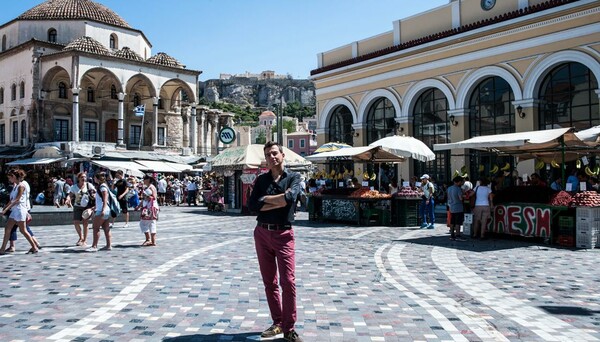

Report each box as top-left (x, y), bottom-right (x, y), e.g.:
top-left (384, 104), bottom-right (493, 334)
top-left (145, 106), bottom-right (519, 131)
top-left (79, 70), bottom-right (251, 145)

top-left (138, 175), bottom-right (159, 247)
top-left (65, 172), bottom-right (96, 247)
top-left (86, 172), bottom-right (112, 252)
top-left (0, 169), bottom-right (38, 255)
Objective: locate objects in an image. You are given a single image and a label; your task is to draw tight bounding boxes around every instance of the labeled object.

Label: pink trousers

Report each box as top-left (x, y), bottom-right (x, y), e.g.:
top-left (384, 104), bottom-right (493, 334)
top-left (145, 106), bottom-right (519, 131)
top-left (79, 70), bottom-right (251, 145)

top-left (254, 226), bottom-right (297, 333)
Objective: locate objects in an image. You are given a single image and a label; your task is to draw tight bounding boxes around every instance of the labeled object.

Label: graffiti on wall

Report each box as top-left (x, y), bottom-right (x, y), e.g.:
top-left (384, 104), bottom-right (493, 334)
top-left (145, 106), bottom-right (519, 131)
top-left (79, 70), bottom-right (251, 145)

top-left (493, 204), bottom-right (552, 237)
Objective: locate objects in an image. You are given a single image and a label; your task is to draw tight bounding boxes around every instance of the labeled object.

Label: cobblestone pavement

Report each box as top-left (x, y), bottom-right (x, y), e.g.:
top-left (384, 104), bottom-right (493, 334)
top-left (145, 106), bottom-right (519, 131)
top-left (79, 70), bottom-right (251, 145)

top-left (0, 207), bottom-right (599, 341)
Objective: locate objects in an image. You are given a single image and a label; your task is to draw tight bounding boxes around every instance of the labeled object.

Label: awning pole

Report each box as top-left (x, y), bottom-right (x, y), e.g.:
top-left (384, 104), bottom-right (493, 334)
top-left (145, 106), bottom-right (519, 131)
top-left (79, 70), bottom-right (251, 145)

top-left (561, 137), bottom-right (565, 186)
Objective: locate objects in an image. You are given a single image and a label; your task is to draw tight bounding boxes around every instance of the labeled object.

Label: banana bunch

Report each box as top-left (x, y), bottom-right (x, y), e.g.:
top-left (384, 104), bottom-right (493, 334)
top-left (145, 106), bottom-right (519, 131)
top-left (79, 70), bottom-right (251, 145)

top-left (534, 159), bottom-right (545, 170)
top-left (460, 165), bottom-right (468, 175)
top-left (453, 170), bottom-right (468, 178)
top-left (501, 162), bottom-right (510, 171)
top-left (478, 164), bottom-right (485, 173)
top-left (584, 166), bottom-right (600, 177)
top-left (551, 160), bottom-right (561, 169)
top-left (490, 164), bottom-right (499, 175)
top-left (370, 173), bottom-right (377, 181)
top-left (576, 159), bottom-right (582, 169)
top-left (363, 172), bottom-right (370, 180)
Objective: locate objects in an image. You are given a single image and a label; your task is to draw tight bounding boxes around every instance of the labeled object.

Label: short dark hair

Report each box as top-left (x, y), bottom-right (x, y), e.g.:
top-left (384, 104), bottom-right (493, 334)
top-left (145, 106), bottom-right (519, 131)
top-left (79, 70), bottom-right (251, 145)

top-left (452, 176), bottom-right (463, 183)
top-left (263, 141), bottom-right (283, 154)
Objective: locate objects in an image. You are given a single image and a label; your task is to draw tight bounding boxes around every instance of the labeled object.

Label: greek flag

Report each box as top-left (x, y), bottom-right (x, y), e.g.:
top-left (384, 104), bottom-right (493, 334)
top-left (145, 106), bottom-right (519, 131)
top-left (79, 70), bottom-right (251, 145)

top-left (134, 104), bottom-right (145, 117)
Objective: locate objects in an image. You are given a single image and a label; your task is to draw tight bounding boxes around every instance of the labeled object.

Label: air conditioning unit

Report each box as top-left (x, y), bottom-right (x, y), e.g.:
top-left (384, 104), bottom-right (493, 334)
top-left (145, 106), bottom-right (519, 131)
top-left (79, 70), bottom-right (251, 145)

top-left (92, 145), bottom-right (106, 156)
top-left (181, 147), bottom-right (191, 156)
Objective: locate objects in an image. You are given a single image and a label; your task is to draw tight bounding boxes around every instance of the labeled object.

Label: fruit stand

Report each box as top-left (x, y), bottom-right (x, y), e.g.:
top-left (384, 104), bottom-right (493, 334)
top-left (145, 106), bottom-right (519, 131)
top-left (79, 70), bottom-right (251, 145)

top-left (309, 188), bottom-right (392, 225)
top-left (434, 127), bottom-right (600, 247)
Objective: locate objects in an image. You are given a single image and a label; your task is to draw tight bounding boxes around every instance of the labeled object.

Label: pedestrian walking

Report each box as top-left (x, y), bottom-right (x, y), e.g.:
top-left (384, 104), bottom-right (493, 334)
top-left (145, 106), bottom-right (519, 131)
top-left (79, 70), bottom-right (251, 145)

top-left (248, 141), bottom-right (304, 342)
top-left (86, 172), bottom-right (112, 252)
top-left (114, 170), bottom-right (130, 228)
top-left (447, 176), bottom-right (466, 241)
top-left (0, 169), bottom-right (38, 255)
top-left (419, 174), bottom-right (436, 229)
top-left (472, 177), bottom-right (494, 240)
top-left (138, 175), bottom-right (159, 247)
top-left (64, 172), bottom-right (95, 247)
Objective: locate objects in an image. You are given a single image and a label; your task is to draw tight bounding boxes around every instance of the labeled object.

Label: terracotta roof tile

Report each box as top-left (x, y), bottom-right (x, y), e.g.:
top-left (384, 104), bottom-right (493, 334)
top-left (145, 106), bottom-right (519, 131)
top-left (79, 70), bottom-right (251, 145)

top-left (63, 36), bottom-right (111, 55)
top-left (17, 0), bottom-right (131, 29)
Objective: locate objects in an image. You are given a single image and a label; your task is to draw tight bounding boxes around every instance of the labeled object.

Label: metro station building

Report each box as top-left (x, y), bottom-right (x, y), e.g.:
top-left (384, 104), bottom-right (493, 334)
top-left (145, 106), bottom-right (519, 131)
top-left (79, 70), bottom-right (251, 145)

top-left (311, 0), bottom-right (599, 183)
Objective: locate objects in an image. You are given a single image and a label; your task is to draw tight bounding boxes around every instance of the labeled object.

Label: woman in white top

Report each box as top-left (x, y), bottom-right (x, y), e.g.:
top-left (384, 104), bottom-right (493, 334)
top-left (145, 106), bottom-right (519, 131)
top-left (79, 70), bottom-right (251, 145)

top-left (0, 169), bottom-right (38, 254)
top-left (87, 172), bottom-right (112, 252)
top-left (138, 175), bottom-right (159, 246)
top-left (65, 172), bottom-right (94, 247)
top-left (472, 177), bottom-right (494, 239)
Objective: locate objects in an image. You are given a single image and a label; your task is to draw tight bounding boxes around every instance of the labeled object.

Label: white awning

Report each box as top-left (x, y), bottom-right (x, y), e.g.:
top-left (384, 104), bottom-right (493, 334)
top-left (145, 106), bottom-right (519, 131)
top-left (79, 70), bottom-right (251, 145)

top-left (433, 128), bottom-right (585, 152)
top-left (91, 160), bottom-right (146, 178)
top-left (7, 157), bottom-right (66, 165)
top-left (305, 146), bottom-right (405, 163)
top-left (134, 160), bottom-right (184, 173)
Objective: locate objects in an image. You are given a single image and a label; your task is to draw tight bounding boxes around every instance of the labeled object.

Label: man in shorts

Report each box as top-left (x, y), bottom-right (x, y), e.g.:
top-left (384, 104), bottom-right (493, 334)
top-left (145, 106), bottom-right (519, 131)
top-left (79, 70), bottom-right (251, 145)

top-left (157, 175), bottom-right (167, 206)
top-left (114, 170), bottom-right (130, 228)
top-left (447, 176), bottom-right (466, 241)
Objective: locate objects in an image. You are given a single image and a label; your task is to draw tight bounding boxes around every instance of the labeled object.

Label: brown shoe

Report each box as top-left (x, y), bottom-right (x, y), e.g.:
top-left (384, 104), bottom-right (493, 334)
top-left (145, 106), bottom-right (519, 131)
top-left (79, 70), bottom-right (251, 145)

top-left (284, 330), bottom-right (303, 342)
top-left (261, 324), bottom-right (282, 338)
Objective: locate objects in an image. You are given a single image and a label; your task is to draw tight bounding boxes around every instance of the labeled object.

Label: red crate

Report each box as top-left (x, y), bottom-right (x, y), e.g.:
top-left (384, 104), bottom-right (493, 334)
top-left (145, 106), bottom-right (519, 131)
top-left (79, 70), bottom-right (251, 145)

top-left (557, 235), bottom-right (574, 247)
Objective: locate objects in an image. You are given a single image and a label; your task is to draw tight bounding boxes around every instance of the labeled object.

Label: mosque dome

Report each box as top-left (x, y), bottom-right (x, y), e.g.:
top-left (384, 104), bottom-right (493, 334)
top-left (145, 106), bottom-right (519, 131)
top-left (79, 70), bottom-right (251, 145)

top-left (113, 47), bottom-right (144, 61)
top-left (63, 36), bottom-right (111, 55)
top-left (17, 0), bottom-right (131, 28)
top-left (147, 52), bottom-right (184, 68)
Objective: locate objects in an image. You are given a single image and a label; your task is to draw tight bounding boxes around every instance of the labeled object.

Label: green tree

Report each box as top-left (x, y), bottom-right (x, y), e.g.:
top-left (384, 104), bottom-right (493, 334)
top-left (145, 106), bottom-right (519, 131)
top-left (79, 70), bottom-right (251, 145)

top-left (271, 119), bottom-right (296, 135)
top-left (256, 131), bottom-right (266, 144)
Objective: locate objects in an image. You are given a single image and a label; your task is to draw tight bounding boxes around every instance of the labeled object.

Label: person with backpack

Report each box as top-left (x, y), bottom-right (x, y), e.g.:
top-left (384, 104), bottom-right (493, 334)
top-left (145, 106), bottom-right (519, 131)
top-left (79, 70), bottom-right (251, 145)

top-left (86, 172), bottom-right (112, 252)
top-left (65, 172), bottom-right (95, 247)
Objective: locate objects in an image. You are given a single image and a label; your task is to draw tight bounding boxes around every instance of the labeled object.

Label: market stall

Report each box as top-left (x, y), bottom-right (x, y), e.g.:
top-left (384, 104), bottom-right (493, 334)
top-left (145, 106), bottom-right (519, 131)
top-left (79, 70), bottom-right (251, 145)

top-left (434, 127), bottom-right (600, 246)
top-left (207, 144), bottom-right (312, 213)
top-left (306, 146), bottom-right (404, 225)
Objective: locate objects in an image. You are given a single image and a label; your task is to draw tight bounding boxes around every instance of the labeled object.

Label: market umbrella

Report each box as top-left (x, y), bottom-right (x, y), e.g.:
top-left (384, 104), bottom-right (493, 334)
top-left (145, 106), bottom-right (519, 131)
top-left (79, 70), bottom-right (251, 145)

top-left (314, 142), bottom-right (351, 154)
top-left (575, 125), bottom-right (600, 146)
top-left (368, 135), bottom-right (436, 162)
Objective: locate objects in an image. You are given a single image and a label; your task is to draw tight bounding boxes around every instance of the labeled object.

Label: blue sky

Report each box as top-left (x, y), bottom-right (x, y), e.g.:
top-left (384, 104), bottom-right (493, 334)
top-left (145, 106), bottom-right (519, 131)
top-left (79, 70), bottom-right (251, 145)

top-left (2, 0), bottom-right (448, 80)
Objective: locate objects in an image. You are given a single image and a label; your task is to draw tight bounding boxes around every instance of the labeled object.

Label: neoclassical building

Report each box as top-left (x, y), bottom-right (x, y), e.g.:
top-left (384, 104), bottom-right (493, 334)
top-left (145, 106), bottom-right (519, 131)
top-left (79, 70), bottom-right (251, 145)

top-left (311, 0), bottom-right (599, 183)
top-left (0, 0), bottom-right (225, 157)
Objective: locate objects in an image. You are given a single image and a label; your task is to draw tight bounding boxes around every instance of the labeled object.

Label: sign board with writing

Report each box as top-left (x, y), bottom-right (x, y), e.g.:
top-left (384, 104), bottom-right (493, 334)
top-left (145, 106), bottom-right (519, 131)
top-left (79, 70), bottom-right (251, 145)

top-left (219, 127), bottom-right (236, 144)
top-left (492, 204), bottom-right (553, 238)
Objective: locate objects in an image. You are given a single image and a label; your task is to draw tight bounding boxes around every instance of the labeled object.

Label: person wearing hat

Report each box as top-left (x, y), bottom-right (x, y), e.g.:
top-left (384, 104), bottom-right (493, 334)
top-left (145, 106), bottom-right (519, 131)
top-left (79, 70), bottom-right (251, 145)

top-left (419, 174), bottom-right (436, 229)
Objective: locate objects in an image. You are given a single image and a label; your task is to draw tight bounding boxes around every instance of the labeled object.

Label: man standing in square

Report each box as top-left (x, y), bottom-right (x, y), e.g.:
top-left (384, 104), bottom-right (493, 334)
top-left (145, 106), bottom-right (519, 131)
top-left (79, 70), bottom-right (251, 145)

top-left (248, 141), bottom-right (303, 342)
top-left (420, 174), bottom-right (436, 229)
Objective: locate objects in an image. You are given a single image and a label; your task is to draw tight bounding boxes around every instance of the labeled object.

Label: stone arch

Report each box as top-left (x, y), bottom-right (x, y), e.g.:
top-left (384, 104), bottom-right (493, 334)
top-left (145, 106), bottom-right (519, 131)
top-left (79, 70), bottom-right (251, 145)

top-left (523, 50), bottom-right (600, 100)
top-left (402, 79), bottom-right (456, 118)
top-left (456, 66), bottom-right (523, 109)
top-left (80, 67), bottom-right (121, 101)
top-left (161, 78), bottom-right (196, 109)
top-left (41, 66), bottom-right (70, 100)
top-left (357, 88), bottom-right (401, 124)
top-left (319, 97), bottom-right (358, 129)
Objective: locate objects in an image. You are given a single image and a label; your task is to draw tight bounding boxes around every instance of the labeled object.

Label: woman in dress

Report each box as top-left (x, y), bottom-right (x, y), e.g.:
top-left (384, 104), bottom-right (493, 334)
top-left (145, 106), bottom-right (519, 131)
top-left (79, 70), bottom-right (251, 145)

top-left (0, 169), bottom-right (38, 255)
top-left (138, 175), bottom-right (159, 246)
top-left (86, 172), bottom-right (112, 252)
top-left (65, 172), bottom-right (95, 247)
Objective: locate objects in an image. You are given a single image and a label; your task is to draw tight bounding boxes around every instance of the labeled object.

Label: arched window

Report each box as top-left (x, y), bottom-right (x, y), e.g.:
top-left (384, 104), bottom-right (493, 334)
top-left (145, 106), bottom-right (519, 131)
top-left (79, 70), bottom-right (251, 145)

top-left (20, 120), bottom-right (26, 145)
top-left (469, 76), bottom-right (515, 137)
top-left (19, 81), bottom-right (25, 99)
top-left (538, 62), bottom-right (599, 131)
top-left (366, 98), bottom-right (396, 145)
top-left (1, 34), bottom-right (6, 51)
top-left (58, 82), bottom-right (67, 99)
top-left (109, 34), bottom-right (118, 49)
top-left (11, 84), bottom-right (16, 101)
top-left (328, 105), bottom-right (353, 146)
top-left (133, 93), bottom-right (141, 107)
top-left (48, 28), bottom-right (57, 43)
top-left (468, 76), bottom-right (515, 179)
top-left (0, 87), bottom-right (4, 104)
top-left (87, 87), bottom-right (95, 102)
top-left (413, 88), bottom-right (450, 182)
top-left (110, 84), bottom-right (117, 99)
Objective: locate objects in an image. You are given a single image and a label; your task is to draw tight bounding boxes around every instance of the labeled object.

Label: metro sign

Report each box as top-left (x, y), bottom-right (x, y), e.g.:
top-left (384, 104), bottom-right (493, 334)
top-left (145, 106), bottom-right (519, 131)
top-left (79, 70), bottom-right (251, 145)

top-left (219, 126), bottom-right (236, 144)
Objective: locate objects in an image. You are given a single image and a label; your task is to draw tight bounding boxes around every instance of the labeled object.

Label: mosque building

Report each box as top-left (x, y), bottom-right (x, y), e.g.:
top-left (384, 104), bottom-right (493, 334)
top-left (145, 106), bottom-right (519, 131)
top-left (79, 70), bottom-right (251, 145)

top-left (0, 0), bottom-right (226, 159)
top-left (311, 0), bottom-right (599, 184)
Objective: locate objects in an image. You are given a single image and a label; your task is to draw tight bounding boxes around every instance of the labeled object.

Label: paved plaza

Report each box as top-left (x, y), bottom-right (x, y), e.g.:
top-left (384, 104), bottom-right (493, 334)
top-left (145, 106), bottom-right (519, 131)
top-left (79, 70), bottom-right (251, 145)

top-left (0, 207), bottom-right (599, 342)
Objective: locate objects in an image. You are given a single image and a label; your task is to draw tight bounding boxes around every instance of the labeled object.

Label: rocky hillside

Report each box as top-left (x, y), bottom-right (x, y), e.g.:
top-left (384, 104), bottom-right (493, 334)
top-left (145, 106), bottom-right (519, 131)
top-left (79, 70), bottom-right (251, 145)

top-left (199, 77), bottom-right (315, 109)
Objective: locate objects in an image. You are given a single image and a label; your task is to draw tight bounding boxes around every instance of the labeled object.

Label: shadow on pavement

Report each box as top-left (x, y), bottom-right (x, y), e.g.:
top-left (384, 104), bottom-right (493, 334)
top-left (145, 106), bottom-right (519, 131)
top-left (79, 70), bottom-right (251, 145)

top-left (394, 234), bottom-right (552, 252)
top-left (163, 332), bottom-right (266, 341)
top-left (539, 305), bottom-right (600, 316)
